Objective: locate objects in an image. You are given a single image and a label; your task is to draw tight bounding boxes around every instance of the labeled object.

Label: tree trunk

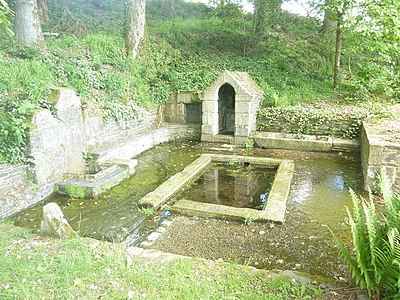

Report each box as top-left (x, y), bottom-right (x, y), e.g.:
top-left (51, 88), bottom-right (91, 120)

top-left (333, 13), bottom-right (342, 89)
top-left (15, 0), bottom-right (46, 50)
top-left (36, 0), bottom-right (49, 24)
top-left (125, 0), bottom-right (146, 59)
top-left (320, 0), bottom-right (336, 33)
top-left (253, 0), bottom-right (265, 34)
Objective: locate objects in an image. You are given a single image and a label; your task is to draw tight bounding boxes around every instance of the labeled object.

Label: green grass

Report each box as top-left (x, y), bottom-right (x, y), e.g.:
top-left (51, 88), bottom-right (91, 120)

top-left (0, 223), bottom-right (323, 299)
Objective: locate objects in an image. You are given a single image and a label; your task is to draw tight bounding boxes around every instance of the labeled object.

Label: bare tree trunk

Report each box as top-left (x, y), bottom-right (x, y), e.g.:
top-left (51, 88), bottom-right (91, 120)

top-left (253, 0), bottom-right (265, 34)
top-left (15, 0), bottom-right (46, 50)
top-left (320, 0), bottom-right (336, 33)
top-left (333, 13), bottom-right (342, 89)
top-left (37, 0), bottom-right (49, 24)
top-left (125, 0), bottom-right (146, 59)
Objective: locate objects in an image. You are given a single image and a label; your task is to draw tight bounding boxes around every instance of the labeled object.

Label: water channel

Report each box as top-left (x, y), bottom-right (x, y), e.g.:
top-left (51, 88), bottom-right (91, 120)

top-left (12, 142), bottom-right (363, 279)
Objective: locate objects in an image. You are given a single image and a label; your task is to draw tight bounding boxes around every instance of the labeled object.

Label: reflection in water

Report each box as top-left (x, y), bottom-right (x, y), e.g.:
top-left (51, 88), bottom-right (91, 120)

top-left (291, 177), bottom-right (313, 204)
top-left (330, 174), bottom-right (345, 191)
top-left (180, 164), bottom-right (276, 209)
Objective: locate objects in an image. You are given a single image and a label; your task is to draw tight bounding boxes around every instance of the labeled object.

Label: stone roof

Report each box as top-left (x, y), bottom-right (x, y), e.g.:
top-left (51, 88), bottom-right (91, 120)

top-left (204, 70), bottom-right (263, 97)
top-left (227, 71), bottom-right (263, 95)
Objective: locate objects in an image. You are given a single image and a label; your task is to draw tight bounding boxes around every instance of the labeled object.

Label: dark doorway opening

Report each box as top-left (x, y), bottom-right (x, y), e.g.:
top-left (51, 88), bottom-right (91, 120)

top-left (218, 84), bottom-right (235, 135)
top-left (185, 103), bottom-right (201, 124)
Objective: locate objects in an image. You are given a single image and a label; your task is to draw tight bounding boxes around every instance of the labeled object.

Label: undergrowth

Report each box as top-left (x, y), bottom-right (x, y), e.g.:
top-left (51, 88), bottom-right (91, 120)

top-left (0, 0), bottom-right (398, 163)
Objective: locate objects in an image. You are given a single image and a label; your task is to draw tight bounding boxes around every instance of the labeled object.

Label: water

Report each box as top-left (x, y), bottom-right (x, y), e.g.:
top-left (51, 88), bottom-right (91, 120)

top-left (12, 142), bottom-right (205, 242)
top-left (179, 163), bottom-right (276, 209)
top-left (11, 142), bottom-right (363, 278)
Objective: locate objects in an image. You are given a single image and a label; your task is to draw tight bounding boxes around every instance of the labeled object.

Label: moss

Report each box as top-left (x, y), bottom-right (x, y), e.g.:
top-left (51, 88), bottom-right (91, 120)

top-left (64, 186), bottom-right (87, 199)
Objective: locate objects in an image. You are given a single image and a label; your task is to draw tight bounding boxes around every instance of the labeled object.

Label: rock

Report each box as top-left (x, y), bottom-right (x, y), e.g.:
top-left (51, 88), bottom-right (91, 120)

top-left (40, 203), bottom-right (77, 239)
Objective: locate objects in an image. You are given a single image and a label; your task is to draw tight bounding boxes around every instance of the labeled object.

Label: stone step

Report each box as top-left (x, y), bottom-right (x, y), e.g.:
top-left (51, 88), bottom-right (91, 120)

top-left (64, 164), bottom-right (120, 181)
top-left (86, 124), bottom-right (199, 166)
top-left (56, 166), bottom-right (130, 199)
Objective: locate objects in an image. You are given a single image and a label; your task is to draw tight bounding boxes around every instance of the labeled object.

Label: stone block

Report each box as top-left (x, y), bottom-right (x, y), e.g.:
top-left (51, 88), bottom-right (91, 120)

top-left (235, 102), bottom-right (250, 114)
top-left (202, 101), bottom-right (216, 114)
top-left (235, 126), bottom-right (250, 137)
top-left (40, 203), bottom-right (77, 239)
top-left (176, 92), bottom-right (193, 104)
top-left (253, 132), bottom-right (333, 152)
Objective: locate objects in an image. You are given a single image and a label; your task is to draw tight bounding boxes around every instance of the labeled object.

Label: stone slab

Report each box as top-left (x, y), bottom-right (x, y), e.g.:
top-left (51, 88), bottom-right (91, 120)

top-left (56, 166), bottom-right (129, 199)
top-left (138, 155), bottom-right (212, 209)
top-left (254, 132), bottom-right (333, 152)
top-left (171, 199), bottom-right (272, 222)
top-left (141, 153), bottom-right (293, 223)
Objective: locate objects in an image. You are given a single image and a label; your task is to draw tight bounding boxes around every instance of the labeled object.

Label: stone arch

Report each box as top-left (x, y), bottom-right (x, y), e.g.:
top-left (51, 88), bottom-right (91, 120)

top-left (201, 71), bottom-right (263, 144)
top-left (218, 83), bottom-right (235, 135)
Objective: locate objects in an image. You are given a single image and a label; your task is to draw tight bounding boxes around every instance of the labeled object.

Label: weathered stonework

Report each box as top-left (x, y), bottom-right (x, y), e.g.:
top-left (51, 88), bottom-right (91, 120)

top-left (40, 202), bottom-right (76, 238)
top-left (361, 120), bottom-right (400, 192)
top-left (164, 92), bottom-right (202, 124)
top-left (201, 71), bottom-right (263, 145)
top-left (0, 88), bottom-right (200, 219)
top-left (0, 164), bottom-right (54, 219)
top-left (140, 153), bottom-right (294, 223)
top-left (253, 132), bottom-right (359, 153)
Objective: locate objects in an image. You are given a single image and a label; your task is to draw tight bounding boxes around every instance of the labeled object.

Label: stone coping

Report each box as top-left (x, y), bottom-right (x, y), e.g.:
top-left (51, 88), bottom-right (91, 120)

top-left (253, 131), bottom-right (359, 152)
top-left (138, 153), bottom-right (294, 223)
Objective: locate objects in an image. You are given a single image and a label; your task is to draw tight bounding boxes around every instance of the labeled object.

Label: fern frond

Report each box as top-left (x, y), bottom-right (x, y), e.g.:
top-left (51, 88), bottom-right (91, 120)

top-left (362, 198), bottom-right (381, 283)
top-left (378, 168), bottom-right (393, 202)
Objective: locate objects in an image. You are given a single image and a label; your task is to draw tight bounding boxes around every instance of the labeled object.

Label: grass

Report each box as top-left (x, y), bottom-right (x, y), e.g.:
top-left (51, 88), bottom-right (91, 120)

top-left (0, 223), bottom-right (324, 299)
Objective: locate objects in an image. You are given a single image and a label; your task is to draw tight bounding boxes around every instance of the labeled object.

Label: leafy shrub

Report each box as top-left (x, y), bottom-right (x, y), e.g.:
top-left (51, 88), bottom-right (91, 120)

top-left (335, 171), bottom-right (400, 298)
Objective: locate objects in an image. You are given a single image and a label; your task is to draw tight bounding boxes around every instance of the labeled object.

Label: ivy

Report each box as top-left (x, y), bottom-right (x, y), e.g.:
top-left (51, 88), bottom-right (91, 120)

top-left (257, 101), bottom-right (394, 139)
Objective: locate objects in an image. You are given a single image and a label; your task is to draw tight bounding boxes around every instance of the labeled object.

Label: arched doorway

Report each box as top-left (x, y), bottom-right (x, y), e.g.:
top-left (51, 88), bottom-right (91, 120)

top-left (218, 84), bottom-right (235, 135)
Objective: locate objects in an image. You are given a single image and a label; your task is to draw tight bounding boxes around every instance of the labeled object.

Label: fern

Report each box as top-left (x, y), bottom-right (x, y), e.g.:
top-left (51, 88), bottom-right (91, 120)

top-left (334, 170), bottom-right (400, 298)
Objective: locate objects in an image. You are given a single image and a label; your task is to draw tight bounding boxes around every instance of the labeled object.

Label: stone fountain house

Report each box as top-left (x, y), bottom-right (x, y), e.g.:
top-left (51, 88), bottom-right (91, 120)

top-left (201, 70), bottom-right (263, 145)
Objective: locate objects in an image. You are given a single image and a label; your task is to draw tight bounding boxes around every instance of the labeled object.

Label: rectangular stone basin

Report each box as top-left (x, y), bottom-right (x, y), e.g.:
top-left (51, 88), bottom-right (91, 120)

top-left (253, 132), bottom-right (332, 152)
top-left (138, 154), bottom-right (294, 223)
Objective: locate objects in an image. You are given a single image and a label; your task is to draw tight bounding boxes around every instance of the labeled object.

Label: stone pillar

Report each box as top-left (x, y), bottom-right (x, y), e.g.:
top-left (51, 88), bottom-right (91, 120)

top-left (29, 88), bottom-right (86, 186)
top-left (201, 92), bottom-right (219, 142)
top-left (54, 89), bottom-right (86, 175)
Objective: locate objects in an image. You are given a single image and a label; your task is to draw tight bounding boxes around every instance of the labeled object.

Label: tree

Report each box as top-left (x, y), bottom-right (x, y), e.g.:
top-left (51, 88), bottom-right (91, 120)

top-left (14, 0), bottom-right (46, 50)
top-left (320, 0), bottom-right (335, 33)
top-left (125, 0), bottom-right (146, 59)
top-left (0, 0), bottom-right (13, 35)
top-left (251, 0), bottom-right (282, 33)
top-left (36, 0), bottom-right (49, 24)
top-left (210, 0), bottom-right (243, 23)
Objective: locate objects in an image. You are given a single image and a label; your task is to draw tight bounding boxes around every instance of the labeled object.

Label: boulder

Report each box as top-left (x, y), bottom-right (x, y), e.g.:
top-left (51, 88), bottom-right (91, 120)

top-left (40, 203), bottom-right (77, 239)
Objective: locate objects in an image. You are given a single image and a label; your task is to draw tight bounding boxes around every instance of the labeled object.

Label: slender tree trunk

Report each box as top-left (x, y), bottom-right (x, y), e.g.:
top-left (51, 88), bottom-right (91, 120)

top-left (320, 0), bottom-right (336, 34)
top-left (253, 0), bottom-right (265, 34)
top-left (125, 0), bottom-right (146, 59)
top-left (36, 0), bottom-right (49, 24)
top-left (333, 13), bottom-right (342, 89)
top-left (15, 0), bottom-right (46, 50)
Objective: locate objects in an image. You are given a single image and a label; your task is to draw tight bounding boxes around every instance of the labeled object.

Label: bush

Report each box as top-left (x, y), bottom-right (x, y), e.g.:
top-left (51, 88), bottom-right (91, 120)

top-left (335, 170), bottom-right (400, 298)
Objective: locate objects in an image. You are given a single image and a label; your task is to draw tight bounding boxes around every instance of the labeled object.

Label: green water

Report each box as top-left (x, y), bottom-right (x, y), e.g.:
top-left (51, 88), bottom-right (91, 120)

top-left (179, 163), bottom-right (276, 209)
top-left (12, 142), bottom-right (205, 242)
top-left (12, 142), bottom-right (363, 278)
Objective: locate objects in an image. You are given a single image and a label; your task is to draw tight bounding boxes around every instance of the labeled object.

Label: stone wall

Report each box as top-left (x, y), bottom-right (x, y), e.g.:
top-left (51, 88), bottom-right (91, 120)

top-left (0, 164), bottom-right (27, 195)
top-left (256, 103), bottom-right (371, 139)
top-left (84, 102), bottom-right (157, 149)
top-left (361, 120), bottom-right (400, 192)
top-left (0, 88), bottom-right (160, 219)
top-left (0, 164), bottom-right (54, 219)
top-left (258, 115), bottom-right (359, 138)
top-left (163, 92), bottom-right (201, 124)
